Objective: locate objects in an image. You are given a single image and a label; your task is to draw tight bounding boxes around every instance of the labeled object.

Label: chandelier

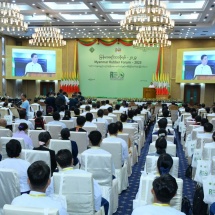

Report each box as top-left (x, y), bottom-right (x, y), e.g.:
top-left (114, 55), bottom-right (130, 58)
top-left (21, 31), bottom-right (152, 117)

top-left (0, 2), bottom-right (28, 32)
top-left (29, 27), bottom-right (66, 47)
top-left (120, 0), bottom-right (174, 48)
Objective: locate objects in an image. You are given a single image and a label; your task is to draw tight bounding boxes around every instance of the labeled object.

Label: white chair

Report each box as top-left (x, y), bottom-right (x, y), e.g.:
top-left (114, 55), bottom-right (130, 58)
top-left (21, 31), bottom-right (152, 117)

top-left (9, 107), bottom-right (19, 119)
top-left (83, 125), bottom-right (97, 134)
top-left (53, 172), bottom-right (104, 215)
top-left (108, 115), bottom-right (117, 123)
top-left (81, 153), bottom-right (118, 215)
top-left (145, 155), bottom-right (179, 178)
top-left (43, 116), bottom-right (54, 124)
top-left (3, 205), bottom-right (59, 215)
top-left (0, 137), bottom-right (25, 160)
top-left (93, 122), bottom-right (106, 139)
top-left (20, 149), bottom-right (51, 169)
top-left (28, 130), bottom-right (45, 148)
top-left (101, 141), bottom-right (128, 194)
top-left (0, 169), bottom-right (20, 209)
top-left (29, 119), bottom-right (35, 128)
top-left (133, 173), bottom-right (183, 211)
top-left (71, 117), bottom-right (77, 127)
top-left (12, 123), bottom-right (20, 133)
top-left (49, 139), bottom-right (72, 154)
top-left (117, 133), bottom-right (132, 176)
top-left (60, 120), bottom-right (74, 129)
top-left (0, 128), bottom-right (12, 138)
top-left (0, 108), bottom-right (10, 118)
top-left (70, 131), bottom-right (88, 154)
top-left (149, 142), bottom-right (176, 156)
top-left (44, 124), bottom-right (62, 139)
top-left (152, 134), bottom-right (174, 143)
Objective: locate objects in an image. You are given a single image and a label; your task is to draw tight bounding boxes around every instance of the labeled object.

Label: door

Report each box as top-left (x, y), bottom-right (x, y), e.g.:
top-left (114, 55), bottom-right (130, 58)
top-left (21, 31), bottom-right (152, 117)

top-left (184, 85), bottom-right (200, 105)
top-left (40, 82), bottom-right (55, 95)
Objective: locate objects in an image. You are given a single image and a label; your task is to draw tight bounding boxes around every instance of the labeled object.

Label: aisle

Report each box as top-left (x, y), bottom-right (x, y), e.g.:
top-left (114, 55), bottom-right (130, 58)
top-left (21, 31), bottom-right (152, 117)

top-left (113, 126), bottom-right (196, 215)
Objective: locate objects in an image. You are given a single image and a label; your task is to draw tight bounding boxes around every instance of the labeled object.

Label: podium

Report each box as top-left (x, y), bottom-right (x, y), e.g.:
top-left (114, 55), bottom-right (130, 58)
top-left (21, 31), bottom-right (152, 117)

top-left (194, 75), bottom-right (215, 80)
top-left (25, 72), bottom-right (56, 78)
top-left (143, 88), bottom-right (156, 99)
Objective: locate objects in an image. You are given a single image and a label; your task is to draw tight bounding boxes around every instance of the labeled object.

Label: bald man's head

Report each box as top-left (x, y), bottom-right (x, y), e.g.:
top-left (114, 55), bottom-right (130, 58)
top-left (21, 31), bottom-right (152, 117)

top-left (0, 119), bottom-right (7, 127)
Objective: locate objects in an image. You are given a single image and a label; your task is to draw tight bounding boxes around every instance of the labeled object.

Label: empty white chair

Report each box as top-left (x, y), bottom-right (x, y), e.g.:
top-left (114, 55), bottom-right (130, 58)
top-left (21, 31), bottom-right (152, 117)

top-left (3, 204), bottom-right (59, 215)
top-left (12, 123), bottom-right (20, 133)
top-left (28, 130), bottom-right (45, 148)
top-left (108, 115), bottom-right (117, 123)
top-left (0, 169), bottom-right (20, 209)
top-left (93, 122), bottom-right (106, 139)
top-left (29, 119), bottom-right (35, 128)
top-left (70, 131), bottom-right (88, 154)
top-left (83, 126), bottom-right (97, 134)
top-left (44, 124), bottom-right (62, 139)
top-left (0, 137), bottom-right (25, 160)
top-left (133, 173), bottom-right (183, 211)
top-left (0, 128), bottom-right (12, 138)
top-left (149, 142), bottom-right (176, 156)
top-left (145, 155), bottom-right (179, 178)
top-left (9, 107), bottom-right (19, 119)
top-left (20, 149), bottom-right (51, 169)
top-left (59, 120), bottom-right (74, 129)
top-left (101, 141), bottom-right (128, 194)
top-left (81, 153), bottom-right (118, 215)
top-left (49, 139), bottom-right (72, 154)
top-left (71, 117), bottom-right (77, 127)
top-left (53, 172), bottom-right (104, 215)
top-left (43, 116), bottom-right (54, 124)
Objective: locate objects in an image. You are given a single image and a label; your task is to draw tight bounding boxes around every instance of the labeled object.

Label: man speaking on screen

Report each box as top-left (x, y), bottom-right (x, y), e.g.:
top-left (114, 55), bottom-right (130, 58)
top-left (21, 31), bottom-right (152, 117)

top-left (194, 54), bottom-right (212, 77)
top-left (25, 53), bottom-right (43, 74)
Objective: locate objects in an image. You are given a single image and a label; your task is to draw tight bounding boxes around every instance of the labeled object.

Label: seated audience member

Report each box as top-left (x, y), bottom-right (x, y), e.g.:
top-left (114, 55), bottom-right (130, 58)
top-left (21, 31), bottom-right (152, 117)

top-left (48, 149), bottom-right (109, 215)
top-left (157, 129), bottom-right (174, 144)
top-left (105, 100), bottom-right (112, 108)
top-left (193, 115), bottom-right (201, 125)
top-left (62, 110), bottom-right (71, 120)
top-left (116, 121), bottom-right (131, 148)
top-left (92, 109), bottom-right (109, 132)
top-left (148, 137), bottom-right (167, 156)
top-left (205, 107), bottom-right (210, 114)
top-left (70, 116), bottom-right (87, 132)
top-left (103, 109), bottom-right (113, 123)
top-left (203, 131), bottom-right (215, 157)
top-left (0, 139), bottom-right (30, 194)
top-left (197, 122), bottom-right (214, 139)
top-left (0, 118), bottom-right (12, 136)
top-left (153, 118), bottom-right (173, 135)
top-left (100, 100), bottom-right (107, 109)
top-left (31, 98), bottom-right (44, 113)
top-left (13, 123), bottom-right (33, 149)
top-left (103, 123), bottom-right (128, 164)
top-left (33, 131), bottom-right (57, 175)
top-left (108, 107), bottom-right (117, 118)
top-left (34, 110), bottom-right (45, 130)
top-left (73, 108), bottom-right (80, 117)
top-left (113, 104), bottom-right (122, 113)
top-left (119, 100), bottom-right (128, 114)
top-left (47, 112), bottom-right (66, 129)
top-left (61, 128), bottom-right (79, 166)
top-left (80, 105), bottom-right (91, 116)
top-left (12, 161), bottom-right (67, 215)
top-left (15, 110), bottom-right (34, 130)
top-left (82, 130), bottom-right (115, 176)
top-left (84, 112), bottom-right (97, 128)
top-left (69, 93), bottom-right (78, 110)
top-left (90, 102), bottom-right (98, 111)
top-left (132, 174), bottom-right (185, 215)
top-left (127, 110), bottom-right (137, 123)
top-left (59, 105), bottom-right (66, 118)
top-left (157, 153), bottom-right (173, 176)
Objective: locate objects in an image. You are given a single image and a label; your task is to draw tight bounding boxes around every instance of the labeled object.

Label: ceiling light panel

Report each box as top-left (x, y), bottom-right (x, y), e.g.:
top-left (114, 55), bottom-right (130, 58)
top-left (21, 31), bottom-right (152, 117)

top-left (171, 13), bottom-right (199, 20)
top-left (163, 1), bottom-right (206, 10)
top-left (42, 2), bottom-right (89, 10)
top-left (60, 14), bottom-right (99, 21)
top-left (24, 15), bottom-right (52, 21)
top-left (98, 1), bottom-right (129, 11)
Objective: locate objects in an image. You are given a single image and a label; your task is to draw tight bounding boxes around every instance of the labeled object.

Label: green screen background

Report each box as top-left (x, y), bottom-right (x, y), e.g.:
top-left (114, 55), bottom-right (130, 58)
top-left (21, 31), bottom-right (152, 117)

top-left (78, 43), bottom-right (158, 98)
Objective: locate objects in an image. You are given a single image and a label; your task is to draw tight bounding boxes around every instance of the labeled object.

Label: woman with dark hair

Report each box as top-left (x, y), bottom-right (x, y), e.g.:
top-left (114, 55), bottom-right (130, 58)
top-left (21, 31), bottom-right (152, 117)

top-left (60, 128), bottom-right (79, 166)
top-left (12, 123), bottom-right (33, 149)
top-left (157, 153), bottom-right (173, 176)
top-left (33, 131), bottom-right (57, 175)
top-left (0, 139), bottom-right (30, 194)
top-left (148, 137), bottom-right (167, 156)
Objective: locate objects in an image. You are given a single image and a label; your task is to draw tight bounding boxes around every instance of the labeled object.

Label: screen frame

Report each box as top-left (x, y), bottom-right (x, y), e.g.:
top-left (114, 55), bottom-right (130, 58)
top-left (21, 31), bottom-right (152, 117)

top-left (5, 46), bottom-right (62, 80)
top-left (176, 47), bottom-right (215, 83)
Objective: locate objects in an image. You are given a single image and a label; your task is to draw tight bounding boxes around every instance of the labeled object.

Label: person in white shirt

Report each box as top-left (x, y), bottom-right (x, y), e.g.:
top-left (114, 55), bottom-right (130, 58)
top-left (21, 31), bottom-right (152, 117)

top-left (80, 105), bottom-right (91, 117)
top-left (12, 161), bottom-right (68, 215)
top-left (0, 139), bottom-right (30, 194)
top-left (0, 118), bottom-right (12, 137)
top-left (194, 54), bottom-right (212, 77)
top-left (149, 82), bottom-right (155, 88)
top-left (103, 123), bottom-right (129, 164)
top-left (119, 101), bottom-right (128, 114)
top-left (25, 53), bottom-right (43, 74)
top-left (84, 112), bottom-right (97, 128)
top-left (47, 149), bottom-right (109, 215)
top-left (92, 109), bottom-right (109, 132)
top-left (47, 112), bottom-right (66, 129)
top-left (197, 122), bottom-right (213, 139)
top-left (132, 174), bottom-right (185, 215)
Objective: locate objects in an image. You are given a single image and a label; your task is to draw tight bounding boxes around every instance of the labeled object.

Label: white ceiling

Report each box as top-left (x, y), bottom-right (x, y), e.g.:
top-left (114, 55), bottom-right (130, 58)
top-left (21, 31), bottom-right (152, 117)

top-left (2, 0), bottom-right (215, 40)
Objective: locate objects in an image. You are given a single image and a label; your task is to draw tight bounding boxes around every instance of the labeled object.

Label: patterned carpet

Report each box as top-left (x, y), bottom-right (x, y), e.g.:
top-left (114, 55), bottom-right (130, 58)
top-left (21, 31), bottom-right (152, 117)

top-left (113, 125), bottom-right (196, 215)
